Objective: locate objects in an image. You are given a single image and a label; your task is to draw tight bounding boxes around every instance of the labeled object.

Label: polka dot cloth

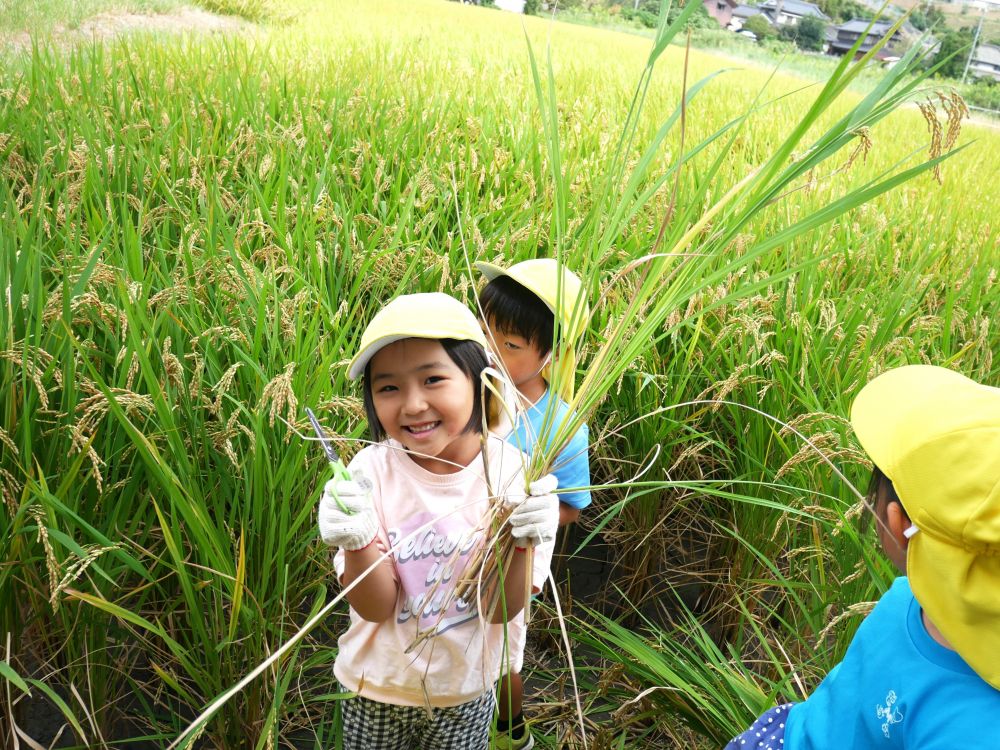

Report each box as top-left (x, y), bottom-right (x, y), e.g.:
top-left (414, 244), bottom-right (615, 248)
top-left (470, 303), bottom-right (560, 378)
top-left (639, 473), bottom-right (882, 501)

top-left (723, 703), bottom-right (795, 750)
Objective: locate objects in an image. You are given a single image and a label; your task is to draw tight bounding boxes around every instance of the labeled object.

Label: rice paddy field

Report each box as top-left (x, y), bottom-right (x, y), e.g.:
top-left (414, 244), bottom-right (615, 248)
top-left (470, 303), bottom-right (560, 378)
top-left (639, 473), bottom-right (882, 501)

top-left (2, 0), bottom-right (999, 747)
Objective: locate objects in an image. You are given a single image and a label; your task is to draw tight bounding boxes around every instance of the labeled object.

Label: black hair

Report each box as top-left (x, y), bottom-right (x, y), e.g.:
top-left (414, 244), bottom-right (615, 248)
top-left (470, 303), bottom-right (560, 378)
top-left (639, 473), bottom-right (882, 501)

top-left (865, 465), bottom-right (907, 529)
top-left (362, 338), bottom-right (492, 442)
top-left (479, 275), bottom-right (555, 355)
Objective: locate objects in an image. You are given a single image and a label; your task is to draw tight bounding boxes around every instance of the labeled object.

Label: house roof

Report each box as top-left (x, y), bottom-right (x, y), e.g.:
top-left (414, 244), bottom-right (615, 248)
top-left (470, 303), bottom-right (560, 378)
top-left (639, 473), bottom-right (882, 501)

top-left (829, 39), bottom-right (899, 59)
top-left (733, 4), bottom-right (763, 18)
top-left (974, 43), bottom-right (1000, 67)
top-left (759, 0), bottom-right (830, 19)
top-left (838, 18), bottom-right (895, 35)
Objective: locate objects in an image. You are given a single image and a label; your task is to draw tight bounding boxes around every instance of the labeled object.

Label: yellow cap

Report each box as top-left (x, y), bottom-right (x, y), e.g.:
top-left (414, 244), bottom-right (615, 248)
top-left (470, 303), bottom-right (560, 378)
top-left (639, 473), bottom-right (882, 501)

top-left (850, 364), bottom-right (1000, 689)
top-left (347, 293), bottom-right (489, 380)
top-left (476, 259), bottom-right (590, 341)
top-left (476, 259), bottom-right (590, 402)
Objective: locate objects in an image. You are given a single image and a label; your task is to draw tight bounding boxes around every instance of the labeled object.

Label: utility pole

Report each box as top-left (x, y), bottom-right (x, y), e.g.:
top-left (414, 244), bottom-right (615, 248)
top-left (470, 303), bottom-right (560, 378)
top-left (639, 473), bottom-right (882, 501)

top-left (961, 2), bottom-right (987, 85)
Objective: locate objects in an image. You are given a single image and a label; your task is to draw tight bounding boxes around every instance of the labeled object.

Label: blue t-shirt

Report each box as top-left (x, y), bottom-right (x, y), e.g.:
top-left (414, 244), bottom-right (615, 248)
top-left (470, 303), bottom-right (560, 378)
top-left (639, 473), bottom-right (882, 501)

top-left (505, 388), bottom-right (591, 510)
top-left (785, 576), bottom-right (1000, 749)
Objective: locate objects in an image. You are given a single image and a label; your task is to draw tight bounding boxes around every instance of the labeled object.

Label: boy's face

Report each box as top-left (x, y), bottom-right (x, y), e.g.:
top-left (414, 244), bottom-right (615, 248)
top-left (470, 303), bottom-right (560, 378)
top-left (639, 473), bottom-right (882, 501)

top-left (482, 319), bottom-right (549, 394)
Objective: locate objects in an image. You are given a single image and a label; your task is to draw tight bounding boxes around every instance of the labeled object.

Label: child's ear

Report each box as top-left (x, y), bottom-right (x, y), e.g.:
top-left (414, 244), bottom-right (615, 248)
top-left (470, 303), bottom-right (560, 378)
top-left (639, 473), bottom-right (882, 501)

top-left (883, 501), bottom-right (911, 572)
top-left (886, 502), bottom-right (910, 543)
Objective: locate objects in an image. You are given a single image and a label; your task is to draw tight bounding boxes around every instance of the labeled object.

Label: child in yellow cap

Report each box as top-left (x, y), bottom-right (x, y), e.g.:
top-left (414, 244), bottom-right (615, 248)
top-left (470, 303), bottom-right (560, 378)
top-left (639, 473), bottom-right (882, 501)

top-left (316, 293), bottom-right (560, 750)
top-left (725, 364), bottom-right (1000, 750)
top-left (476, 259), bottom-right (592, 750)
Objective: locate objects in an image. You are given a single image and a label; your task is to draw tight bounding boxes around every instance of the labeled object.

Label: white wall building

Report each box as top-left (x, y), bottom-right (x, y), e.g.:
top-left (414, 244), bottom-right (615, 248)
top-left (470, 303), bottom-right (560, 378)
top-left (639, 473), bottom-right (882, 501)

top-left (970, 43), bottom-right (1000, 80)
top-left (494, 0), bottom-right (526, 12)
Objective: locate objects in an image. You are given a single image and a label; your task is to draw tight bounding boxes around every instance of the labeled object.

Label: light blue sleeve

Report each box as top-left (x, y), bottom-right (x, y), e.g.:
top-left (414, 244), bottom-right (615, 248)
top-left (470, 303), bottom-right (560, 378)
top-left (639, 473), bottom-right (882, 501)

top-left (550, 422), bottom-right (591, 510)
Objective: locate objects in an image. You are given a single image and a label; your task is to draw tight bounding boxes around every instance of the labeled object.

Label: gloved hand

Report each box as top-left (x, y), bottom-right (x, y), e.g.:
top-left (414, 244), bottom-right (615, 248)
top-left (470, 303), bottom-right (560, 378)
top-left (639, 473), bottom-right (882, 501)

top-left (317, 470), bottom-right (379, 551)
top-left (508, 473), bottom-right (559, 547)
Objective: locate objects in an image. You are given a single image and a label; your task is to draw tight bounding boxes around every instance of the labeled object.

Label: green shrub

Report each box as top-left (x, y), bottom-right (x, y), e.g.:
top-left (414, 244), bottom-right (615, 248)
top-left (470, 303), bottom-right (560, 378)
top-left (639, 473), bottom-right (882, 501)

top-left (962, 76), bottom-right (1000, 111)
top-left (762, 35), bottom-right (798, 54)
top-left (198, 0), bottom-right (271, 21)
top-left (621, 0), bottom-right (716, 30)
top-left (815, 0), bottom-right (866, 22)
top-left (794, 15), bottom-right (826, 51)
top-left (933, 27), bottom-right (975, 80)
top-left (910, 6), bottom-right (945, 31)
top-left (743, 14), bottom-right (777, 40)
top-left (692, 26), bottom-right (758, 48)
top-left (621, 6), bottom-right (660, 27)
top-left (777, 17), bottom-right (824, 51)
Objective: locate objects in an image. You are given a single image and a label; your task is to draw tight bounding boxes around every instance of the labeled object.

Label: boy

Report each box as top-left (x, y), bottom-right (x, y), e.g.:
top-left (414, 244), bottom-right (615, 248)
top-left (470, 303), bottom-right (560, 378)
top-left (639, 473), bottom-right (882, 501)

top-left (726, 364), bottom-right (1000, 749)
top-left (476, 258), bottom-right (592, 750)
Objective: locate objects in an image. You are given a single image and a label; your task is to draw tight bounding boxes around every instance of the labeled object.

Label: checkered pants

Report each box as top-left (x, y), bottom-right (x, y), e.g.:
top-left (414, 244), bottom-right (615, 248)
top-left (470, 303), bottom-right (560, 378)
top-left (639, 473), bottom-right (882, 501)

top-left (340, 687), bottom-right (496, 750)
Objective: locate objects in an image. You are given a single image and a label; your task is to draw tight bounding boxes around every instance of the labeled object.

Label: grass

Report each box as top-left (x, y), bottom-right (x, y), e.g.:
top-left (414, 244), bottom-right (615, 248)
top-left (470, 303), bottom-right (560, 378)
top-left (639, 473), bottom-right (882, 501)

top-left (0, 0), bottom-right (273, 37)
top-left (0, 0), bottom-right (186, 34)
top-left (0, 0), bottom-right (997, 747)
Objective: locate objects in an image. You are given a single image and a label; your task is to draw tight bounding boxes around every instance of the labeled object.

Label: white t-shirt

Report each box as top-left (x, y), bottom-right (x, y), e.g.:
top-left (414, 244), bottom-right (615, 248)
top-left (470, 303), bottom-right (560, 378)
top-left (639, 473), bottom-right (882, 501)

top-left (333, 435), bottom-right (551, 707)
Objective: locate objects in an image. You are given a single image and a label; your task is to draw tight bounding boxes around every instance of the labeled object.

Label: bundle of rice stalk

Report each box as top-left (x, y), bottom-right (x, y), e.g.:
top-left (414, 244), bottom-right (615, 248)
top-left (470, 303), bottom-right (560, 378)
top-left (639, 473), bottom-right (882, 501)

top-left (409, 428), bottom-right (528, 653)
top-left (409, 513), bottom-right (521, 654)
top-left (456, 1), bottom-right (964, 617)
top-left (517, 3), bottom-right (963, 487)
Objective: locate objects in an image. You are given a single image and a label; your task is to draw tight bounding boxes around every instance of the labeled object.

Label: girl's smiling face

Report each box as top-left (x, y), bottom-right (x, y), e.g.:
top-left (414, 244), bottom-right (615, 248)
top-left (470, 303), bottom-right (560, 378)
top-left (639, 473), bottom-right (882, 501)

top-left (368, 338), bottom-right (481, 474)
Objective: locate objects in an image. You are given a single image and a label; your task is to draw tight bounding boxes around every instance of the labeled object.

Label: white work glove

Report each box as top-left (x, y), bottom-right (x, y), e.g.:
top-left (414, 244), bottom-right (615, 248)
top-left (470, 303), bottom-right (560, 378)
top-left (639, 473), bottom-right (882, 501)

top-left (507, 473), bottom-right (559, 547)
top-left (317, 470), bottom-right (380, 551)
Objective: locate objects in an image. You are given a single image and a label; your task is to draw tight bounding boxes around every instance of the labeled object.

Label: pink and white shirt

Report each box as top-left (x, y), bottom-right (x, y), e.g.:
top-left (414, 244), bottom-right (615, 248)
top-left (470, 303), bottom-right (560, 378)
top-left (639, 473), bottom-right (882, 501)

top-left (333, 435), bottom-right (550, 708)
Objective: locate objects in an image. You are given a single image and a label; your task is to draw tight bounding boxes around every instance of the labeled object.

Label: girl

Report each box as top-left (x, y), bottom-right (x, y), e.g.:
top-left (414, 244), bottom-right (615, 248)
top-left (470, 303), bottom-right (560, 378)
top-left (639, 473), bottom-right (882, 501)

top-left (317, 292), bottom-right (560, 750)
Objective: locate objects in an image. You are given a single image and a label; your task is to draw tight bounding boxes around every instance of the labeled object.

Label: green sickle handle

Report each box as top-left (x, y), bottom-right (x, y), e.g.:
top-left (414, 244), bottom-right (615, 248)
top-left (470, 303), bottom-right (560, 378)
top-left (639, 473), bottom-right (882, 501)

top-left (305, 407), bottom-right (353, 513)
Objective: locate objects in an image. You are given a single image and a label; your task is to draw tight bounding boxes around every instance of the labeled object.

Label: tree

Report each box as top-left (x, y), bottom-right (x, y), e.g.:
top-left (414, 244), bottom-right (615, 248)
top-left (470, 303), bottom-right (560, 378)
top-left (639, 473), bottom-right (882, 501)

top-left (743, 14), bottom-right (777, 39)
top-left (795, 15), bottom-right (827, 51)
top-left (779, 23), bottom-right (799, 43)
top-left (910, 6), bottom-right (946, 32)
top-left (666, 0), bottom-right (716, 30)
top-left (934, 27), bottom-right (974, 80)
top-left (634, 0), bottom-right (661, 11)
top-left (622, 0), bottom-right (715, 30)
top-left (814, 0), bottom-right (865, 23)
top-left (524, 0), bottom-right (541, 13)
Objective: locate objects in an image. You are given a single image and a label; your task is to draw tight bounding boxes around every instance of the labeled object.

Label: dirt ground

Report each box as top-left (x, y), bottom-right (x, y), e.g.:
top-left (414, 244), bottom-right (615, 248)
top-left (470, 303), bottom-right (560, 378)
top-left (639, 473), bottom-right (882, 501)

top-left (1, 6), bottom-right (245, 52)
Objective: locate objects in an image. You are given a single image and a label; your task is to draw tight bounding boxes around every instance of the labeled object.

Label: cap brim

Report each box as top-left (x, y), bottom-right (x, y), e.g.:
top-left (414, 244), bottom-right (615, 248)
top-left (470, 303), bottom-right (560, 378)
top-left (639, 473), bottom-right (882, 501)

top-left (475, 261), bottom-right (506, 283)
top-left (348, 331), bottom-right (492, 380)
top-left (907, 530), bottom-right (1000, 689)
top-left (850, 365), bottom-right (972, 478)
top-left (475, 261), bottom-right (559, 317)
top-left (347, 334), bottom-right (411, 380)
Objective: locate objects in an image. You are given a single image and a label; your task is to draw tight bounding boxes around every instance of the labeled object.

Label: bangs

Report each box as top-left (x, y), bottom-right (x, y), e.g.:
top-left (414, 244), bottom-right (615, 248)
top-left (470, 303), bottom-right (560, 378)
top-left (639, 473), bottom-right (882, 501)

top-left (479, 275), bottom-right (554, 353)
top-left (362, 338), bottom-right (492, 441)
